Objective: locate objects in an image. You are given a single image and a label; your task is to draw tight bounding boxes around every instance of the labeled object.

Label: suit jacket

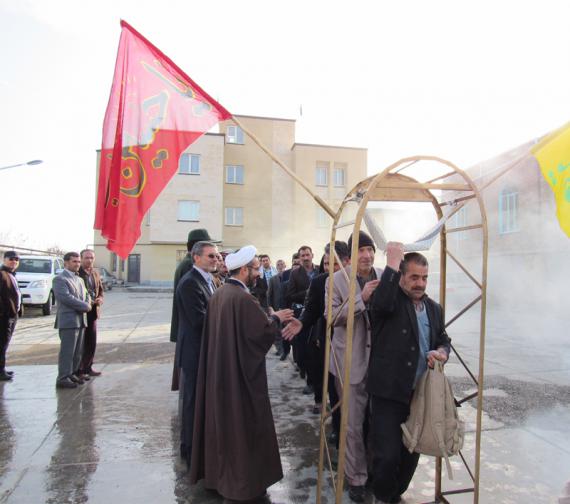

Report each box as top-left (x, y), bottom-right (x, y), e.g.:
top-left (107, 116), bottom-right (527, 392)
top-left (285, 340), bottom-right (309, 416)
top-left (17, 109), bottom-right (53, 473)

top-left (0, 267), bottom-right (20, 319)
top-left (250, 275), bottom-right (269, 310)
top-left (53, 269), bottom-right (91, 329)
top-left (367, 266), bottom-right (451, 404)
top-left (299, 272), bottom-right (329, 345)
top-left (170, 254), bottom-right (194, 342)
top-left (325, 265), bottom-right (383, 385)
top-left (175, 267), bottom-right (213, 374)
top-left (267, 273), bottom-right (285, 310)
top-left (78, 267), bottom-right (104, 321)
top-left (285, 264), bottom-right (318, 308)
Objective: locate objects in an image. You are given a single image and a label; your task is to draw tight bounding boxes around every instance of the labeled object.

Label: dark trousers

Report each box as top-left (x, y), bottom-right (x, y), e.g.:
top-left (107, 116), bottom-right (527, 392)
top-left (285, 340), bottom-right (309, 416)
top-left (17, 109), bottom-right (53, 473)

top-left (306, 336), bottom-right (324, 403)
top-left (293, 327), bottom-right (309, 377)
top-left (180, 367), bottom-right (198, 466)
top-left (329, 372), bottom-right (341, 441)
top-left (79, 317), bottom-right (97, 373)
top-left (0, 317), bottom-right (17, 372)
top-left (281, 338), bottom-right (291, 357)
top-left (371, 396), bottom-right (420, 502)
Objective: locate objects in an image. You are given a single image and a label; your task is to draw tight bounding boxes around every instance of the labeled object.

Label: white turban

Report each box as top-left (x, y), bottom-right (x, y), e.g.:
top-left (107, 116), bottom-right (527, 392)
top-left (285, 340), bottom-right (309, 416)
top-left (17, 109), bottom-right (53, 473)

top-left (225, 245), bottom-right (257, 271)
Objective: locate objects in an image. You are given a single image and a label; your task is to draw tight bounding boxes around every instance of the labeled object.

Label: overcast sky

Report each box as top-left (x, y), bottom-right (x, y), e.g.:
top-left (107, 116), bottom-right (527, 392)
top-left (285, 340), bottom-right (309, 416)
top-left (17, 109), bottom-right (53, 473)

top-left (1, 0), bottom-right (569, 251)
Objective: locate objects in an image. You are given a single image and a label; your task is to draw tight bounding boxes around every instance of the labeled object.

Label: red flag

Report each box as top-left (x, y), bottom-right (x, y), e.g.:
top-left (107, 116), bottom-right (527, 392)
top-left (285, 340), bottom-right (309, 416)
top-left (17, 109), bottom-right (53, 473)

top-left (95, 20), bottom-right (232, 258)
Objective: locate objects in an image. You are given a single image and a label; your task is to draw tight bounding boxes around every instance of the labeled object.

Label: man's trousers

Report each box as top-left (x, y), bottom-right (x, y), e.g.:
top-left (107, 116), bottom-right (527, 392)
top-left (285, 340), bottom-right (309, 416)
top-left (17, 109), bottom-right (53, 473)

top-left (335, 377), bottom-right (368, 486)
top-left (57, 328), bottom-right (84, 381)
top-left (0, 317), bottom-right (17, 372)
top-left (371, 395), bottom-right (420, 502)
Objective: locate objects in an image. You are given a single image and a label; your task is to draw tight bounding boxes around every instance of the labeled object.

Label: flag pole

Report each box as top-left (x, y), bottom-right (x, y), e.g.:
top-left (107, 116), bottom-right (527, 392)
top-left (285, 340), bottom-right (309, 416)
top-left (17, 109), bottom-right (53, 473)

top-left (230, 116), bottom-right (336, 219)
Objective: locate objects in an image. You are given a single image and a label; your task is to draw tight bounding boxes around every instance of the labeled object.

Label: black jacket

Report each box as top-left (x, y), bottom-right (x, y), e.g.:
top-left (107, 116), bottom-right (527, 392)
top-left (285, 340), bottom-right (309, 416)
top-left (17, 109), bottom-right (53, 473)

top-left (0, 266), bottom-right (20, 319)
top-left (299, 272), bottom-right (328, 345)
top-left (285, 265), bottom-right (317, 308)
top-left (367, 266), bottom-right (451, 404)
top-left (175, 268), bottom-right (213, 374)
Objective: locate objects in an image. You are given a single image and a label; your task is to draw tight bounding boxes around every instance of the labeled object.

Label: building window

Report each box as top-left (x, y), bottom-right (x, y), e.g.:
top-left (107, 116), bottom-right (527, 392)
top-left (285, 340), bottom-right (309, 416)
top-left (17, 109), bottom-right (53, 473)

top-left (316, 162), bottom-right (328, 186)
top-left (176, 250), bottom-right (187, 264)
top-left (226, 125), bottom-right (244, 145)
top-left (225, 207), bottom-right (244, 226)
top-left (178, 200), bottom-right (200, 221)
top-left (179, 153), bottom-right (200, 174)
top-left (498, 189), bottom-right (519, 234)
top-left (145, 210), bottom-right (151, 226)
top-left (226, 165), bottom-right (245, 184)
top-left (333, 163), bottom-right (346, 187)
top-left (316, 207), bottom-right (329, 228)
top-left (110, 252), bottom-right (118, 272)
top-left (452, 206), bottom-right (467, 240)
top-left (120, 259), bottom-right (125, 273)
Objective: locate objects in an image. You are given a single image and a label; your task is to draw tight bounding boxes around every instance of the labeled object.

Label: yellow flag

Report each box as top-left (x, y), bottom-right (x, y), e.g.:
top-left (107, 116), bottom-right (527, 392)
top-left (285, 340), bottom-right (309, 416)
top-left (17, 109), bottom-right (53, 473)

top-left (531, 122), bottom-right (570, 237)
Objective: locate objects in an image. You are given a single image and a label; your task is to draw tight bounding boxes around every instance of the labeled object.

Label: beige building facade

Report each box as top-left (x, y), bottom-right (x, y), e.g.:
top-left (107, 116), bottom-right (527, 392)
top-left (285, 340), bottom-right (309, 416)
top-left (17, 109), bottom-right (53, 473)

top-left (94, 115), bottom-right (367, 285)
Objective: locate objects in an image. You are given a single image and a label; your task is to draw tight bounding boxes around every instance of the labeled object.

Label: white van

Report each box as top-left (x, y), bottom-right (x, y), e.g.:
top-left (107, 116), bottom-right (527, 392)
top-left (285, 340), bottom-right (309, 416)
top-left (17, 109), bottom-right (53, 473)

top-left (16, 255), bottom-right (64, 316)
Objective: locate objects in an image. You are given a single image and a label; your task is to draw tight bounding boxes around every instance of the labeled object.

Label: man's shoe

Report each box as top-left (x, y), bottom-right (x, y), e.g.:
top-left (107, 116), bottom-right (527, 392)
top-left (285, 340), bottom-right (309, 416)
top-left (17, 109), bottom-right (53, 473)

top-left (5, 370), bottom-right (14, 376)
top-left (79, 374), bottom-right (91, 381)
top-left (312, 403), bottom-right (322, 414)
top-left (0, 372), bottom-right (13, 381)
top-left (56, 379), bottom-right (78, 389)
top-left (327, 430), bottom-right (339, 446)
top-left (88, 369), bottom-right (102, 376)
top-left (348, 484), bottom-right (366, 503)
top-left (302, 384), bottom-right (313, 395)
top-left (70, 374), bottom-right (85, 385)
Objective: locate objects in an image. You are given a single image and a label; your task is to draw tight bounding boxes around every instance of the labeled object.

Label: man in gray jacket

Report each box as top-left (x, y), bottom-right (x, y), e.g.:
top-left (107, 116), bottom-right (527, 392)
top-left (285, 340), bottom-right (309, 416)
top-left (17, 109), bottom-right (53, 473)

top-left (53, 252), bottom-right (92, 389)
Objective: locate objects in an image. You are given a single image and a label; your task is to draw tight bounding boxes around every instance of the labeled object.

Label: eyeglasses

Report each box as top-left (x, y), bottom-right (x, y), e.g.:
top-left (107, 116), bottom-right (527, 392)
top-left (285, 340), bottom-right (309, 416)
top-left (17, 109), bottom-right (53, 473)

top-left (205, 254), bottom-right (218, 259)
top-left (7, 257), bottom-right (19, 261)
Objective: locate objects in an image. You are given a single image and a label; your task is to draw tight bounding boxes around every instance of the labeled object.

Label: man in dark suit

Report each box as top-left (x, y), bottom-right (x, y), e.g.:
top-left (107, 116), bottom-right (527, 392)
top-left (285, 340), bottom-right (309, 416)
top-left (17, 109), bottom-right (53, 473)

top-left (285, 246), bottom-right (318, 387)
top-left (0, 251), bottom-right (22, 381)
top-left (368, 242), bottom-right (451, 504)
top-left (170, 229), bottom-right (220, 393)
top-left (273, 253), bottom-right (300, 360)
top-left (78, 249), bottom-right (104, 378)
top-left (175, 240), bottom-right (218, 465)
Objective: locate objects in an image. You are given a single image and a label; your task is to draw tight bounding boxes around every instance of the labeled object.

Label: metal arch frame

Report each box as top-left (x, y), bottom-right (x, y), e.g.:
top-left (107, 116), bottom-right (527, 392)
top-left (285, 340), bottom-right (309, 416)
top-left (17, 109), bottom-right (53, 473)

top-left (316, 155), bottom-right (489, 504)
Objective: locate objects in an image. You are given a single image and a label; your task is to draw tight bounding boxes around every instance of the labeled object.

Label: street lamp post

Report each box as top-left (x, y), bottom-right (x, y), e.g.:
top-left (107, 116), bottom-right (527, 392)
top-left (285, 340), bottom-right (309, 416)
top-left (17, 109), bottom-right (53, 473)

top-left (0, 159), bottom-right (43, 171)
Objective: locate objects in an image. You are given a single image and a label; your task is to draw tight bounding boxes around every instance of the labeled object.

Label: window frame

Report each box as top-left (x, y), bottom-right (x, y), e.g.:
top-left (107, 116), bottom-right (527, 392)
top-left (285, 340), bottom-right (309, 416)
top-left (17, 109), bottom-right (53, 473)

top-left (179, 153), bottom-right (201, 175)
top-left (225, 164), bottom-right (245, 185)
top-left (333, 163), bottom-right (346, 187)
top-left (177, 200), bottom-right (200, 222)
top-left (315, 164), bottom-right (328, 187)
top-left (226, 125), bottom-right (244, 145)
top-left (498, 188), bottom-right (519, 234)
top-left (225, 207), bottom-right (244, 226)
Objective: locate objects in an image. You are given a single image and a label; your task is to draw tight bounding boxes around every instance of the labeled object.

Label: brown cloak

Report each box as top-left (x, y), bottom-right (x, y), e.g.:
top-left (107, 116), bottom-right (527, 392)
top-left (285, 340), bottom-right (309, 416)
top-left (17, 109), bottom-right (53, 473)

top-left (190, 280), bottom-right (283, 501)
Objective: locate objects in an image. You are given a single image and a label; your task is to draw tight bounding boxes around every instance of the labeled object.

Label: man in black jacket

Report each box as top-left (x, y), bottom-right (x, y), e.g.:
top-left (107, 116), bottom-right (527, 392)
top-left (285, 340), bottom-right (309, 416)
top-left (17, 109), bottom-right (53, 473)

top-left (175, 240), bottom-right (218, 465)
top-left (285, 246), bottom-right (318, 385)
top-left (368, 242), bottom-right (450, 504)
top-left (284, 241), bottom-right (350, 435)
top-left (0, 251), bottom-right (21, 381)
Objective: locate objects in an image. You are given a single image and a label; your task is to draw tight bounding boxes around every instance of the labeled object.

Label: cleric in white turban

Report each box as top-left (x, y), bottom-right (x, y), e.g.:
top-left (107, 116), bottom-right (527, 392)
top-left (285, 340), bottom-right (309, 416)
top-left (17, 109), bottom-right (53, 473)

top-left (224, 245), bottom-right (258, 273)
top-left (190, 245), bottom-right (294, 502)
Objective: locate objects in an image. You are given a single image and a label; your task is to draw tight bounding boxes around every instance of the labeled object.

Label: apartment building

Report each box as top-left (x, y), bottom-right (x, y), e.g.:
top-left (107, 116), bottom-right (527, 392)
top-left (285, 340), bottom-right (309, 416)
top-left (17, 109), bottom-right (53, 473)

top-left (93, 114), bottom-right (367, 285)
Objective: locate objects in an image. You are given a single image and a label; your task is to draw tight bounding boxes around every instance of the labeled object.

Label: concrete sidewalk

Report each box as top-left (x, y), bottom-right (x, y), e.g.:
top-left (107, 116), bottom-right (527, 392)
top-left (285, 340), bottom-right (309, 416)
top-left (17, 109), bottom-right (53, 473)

top-left (0, 291), bottom-right (568, 503)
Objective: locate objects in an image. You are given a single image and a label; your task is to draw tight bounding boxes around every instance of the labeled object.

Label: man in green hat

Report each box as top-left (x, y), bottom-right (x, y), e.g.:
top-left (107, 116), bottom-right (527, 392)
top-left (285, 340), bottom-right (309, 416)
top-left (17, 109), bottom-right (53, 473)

top-left (171, 229), bottom-right (219, 390)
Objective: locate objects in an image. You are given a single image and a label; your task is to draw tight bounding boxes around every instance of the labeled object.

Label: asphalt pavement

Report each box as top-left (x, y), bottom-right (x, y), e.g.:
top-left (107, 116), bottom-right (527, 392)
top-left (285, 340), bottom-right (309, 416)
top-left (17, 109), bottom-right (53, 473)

top-left (0, 289), bottom-right (568, 503)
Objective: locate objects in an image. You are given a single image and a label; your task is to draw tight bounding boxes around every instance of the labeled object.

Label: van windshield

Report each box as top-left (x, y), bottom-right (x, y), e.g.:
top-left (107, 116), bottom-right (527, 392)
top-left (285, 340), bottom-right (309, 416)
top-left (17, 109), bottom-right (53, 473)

top-left (18, 259), bottom-right (52, 274)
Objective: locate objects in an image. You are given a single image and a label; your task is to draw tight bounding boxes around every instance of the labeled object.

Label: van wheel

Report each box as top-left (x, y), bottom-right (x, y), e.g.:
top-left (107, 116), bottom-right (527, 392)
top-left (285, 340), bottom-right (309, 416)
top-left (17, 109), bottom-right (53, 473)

top-left (42, 291), bottom-right (55, 316)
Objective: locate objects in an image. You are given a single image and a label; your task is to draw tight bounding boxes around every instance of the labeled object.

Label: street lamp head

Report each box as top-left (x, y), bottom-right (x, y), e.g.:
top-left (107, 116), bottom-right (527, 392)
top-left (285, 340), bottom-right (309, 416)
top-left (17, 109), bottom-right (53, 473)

top-left (26, 160), bottom-right (43, 166)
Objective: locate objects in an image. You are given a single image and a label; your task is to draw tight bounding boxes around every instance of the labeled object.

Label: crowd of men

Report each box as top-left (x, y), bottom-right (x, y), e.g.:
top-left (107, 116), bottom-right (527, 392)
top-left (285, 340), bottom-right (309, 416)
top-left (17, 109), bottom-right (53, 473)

top-left (171, 228), bottom-right (451, 504)
top-left (0, 249), bottom-right (104, 388)
top-left (0, 226), bottom-right (451, 504)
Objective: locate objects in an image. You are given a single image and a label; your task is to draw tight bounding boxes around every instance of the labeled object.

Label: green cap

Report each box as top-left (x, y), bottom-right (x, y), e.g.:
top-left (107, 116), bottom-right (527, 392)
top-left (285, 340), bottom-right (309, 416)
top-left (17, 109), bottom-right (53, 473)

top-left (187, 228), bottom-right (221, 245)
